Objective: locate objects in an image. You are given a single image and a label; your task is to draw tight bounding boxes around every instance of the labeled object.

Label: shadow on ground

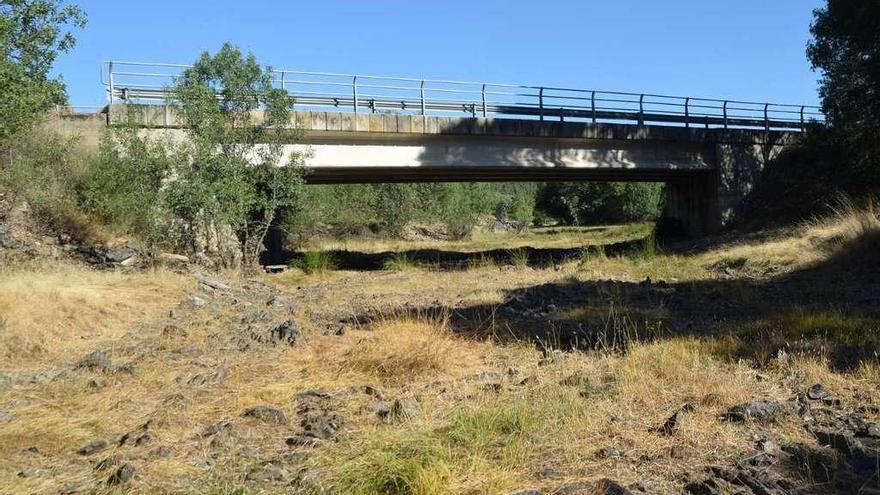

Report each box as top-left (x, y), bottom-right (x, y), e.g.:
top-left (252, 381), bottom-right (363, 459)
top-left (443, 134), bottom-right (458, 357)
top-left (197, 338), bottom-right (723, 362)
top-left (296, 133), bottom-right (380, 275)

top-left (280, 237), bottom-right (648, 271)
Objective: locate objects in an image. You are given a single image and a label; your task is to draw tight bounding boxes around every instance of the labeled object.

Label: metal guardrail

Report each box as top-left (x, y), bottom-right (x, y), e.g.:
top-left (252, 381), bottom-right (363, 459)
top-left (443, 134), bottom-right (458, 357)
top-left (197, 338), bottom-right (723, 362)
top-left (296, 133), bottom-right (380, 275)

top-left (102, 61), bottom-right (824, 131)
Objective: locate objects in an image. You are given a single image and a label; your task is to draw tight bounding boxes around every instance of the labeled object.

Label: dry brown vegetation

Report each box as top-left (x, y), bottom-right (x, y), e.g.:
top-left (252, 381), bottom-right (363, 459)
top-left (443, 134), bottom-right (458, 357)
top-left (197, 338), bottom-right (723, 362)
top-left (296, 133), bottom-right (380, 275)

top-left (1, 205), bottom-right (879, 494)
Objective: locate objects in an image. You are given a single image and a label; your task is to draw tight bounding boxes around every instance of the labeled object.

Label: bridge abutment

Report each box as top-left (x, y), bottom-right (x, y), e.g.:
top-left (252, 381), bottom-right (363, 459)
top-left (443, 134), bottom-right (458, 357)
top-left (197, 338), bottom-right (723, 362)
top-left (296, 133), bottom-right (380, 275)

top-left (661, 172), bottom-right (722, 237)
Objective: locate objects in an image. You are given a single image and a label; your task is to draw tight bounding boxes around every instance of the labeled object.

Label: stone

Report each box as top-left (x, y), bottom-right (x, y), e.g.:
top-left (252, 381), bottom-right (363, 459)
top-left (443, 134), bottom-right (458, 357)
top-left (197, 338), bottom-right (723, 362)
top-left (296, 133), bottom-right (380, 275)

top-left (75, 350), bottom-right (111, 372)
top-left (269, 320), bottom-right (299, 345)
top-left (185, 294), bottom-right (208, 309)
top-left (105, 246), bottom-right (137, 263)
top-left (158, 252), bottom-right (189, 265)
top-left (0, 223), bottom-right (12, 248)
top-left (373, 400), bottom-right (392, 419)
top-left (243, 405), bottom-right (288, 425)
top-left (807, 384), bottom-right (842, 406)
top-left (161, 325), bottom-right (188, 338)
top-left (194, 272), bottom-right (232, 291)
top-left (866, 424), bottom-right (880, 438)
top-left (87, 378), bottom-right (106, 389)
top-left (106, 463), bottom-right (135, 485)
top-left (597, 447), bottom-right (622, 458)
top-left (390, 398), bottom-right (419, 420)
top-left (93, 454), bottom-right (122, 471)
top-left (17, 468), bottom-right (41, 478)
top-left (652, 403), bottom-right (694, 435)
top-left (723, 401), bottom-right (785, 423)
top-left (510, 491), bottom-right (542, 495)
top-left (554, 479), bottom-right (632, 494)
top-left (245, 463), bottom-right (285, 482)
top-left (76, 439), bottom-right (108, 456)
top-left (200, 419), bottom-right (232, 437)
top-left (112, 362), bottom-right (137, 375)
top-left (478, 371), bottom-right (504, 392)
top-left (286, 435), bottom-right (324, 448)
top-left (0, 409), bottom-right (16, 423)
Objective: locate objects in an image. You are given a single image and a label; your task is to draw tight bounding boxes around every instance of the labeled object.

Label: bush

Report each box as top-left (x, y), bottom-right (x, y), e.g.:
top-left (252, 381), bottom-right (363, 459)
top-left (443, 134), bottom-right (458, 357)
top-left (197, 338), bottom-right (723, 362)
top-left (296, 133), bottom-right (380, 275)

top-left (535, 182), bottom-right (663, 226)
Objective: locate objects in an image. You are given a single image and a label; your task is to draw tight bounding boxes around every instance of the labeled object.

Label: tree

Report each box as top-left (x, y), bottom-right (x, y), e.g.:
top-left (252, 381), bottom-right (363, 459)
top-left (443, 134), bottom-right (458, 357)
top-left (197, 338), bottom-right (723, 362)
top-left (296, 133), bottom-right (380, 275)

top-left (807, 0), bottom-right (880, 191)
top-left (165, 43), bottom-right (305, 267)
top-left (0, 0), bottom-right (86, 140)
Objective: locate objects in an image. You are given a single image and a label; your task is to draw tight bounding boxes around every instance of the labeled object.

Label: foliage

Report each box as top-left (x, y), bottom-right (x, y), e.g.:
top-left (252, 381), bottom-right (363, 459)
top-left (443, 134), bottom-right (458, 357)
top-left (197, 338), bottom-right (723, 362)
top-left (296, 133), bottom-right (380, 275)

top-left (0, 126), bottom-right (98, 238)
top-left (807, 0), bottom-right (880, 193)
top-left (165, 43), bottom-right (305, 266)
top-left (0, 0), bottom-right (86, 141)
top-left (81, 114), bottom-right (182, 248)
top-left (535, 182), bottom-right (663, 225)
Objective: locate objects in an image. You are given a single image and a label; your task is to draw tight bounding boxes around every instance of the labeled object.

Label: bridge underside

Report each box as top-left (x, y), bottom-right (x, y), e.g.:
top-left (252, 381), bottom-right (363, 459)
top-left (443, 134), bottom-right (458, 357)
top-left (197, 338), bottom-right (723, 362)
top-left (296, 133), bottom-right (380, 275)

top-left (303, 166), bottom-right (708, 184)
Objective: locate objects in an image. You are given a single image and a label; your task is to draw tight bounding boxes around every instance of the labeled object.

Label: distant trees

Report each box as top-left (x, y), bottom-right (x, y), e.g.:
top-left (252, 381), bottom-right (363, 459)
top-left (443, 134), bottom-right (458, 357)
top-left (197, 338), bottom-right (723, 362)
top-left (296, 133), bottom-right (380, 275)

top-left (535, 182), bottom-right (663, 226)
top-left (0, 0), bottom-right (86, 141)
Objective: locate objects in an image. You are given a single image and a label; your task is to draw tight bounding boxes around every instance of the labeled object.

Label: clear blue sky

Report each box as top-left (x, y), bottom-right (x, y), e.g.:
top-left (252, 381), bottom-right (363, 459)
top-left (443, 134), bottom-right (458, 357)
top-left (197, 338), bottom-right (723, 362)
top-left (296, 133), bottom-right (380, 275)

top-left (57, 0), bottom-right (825, 108)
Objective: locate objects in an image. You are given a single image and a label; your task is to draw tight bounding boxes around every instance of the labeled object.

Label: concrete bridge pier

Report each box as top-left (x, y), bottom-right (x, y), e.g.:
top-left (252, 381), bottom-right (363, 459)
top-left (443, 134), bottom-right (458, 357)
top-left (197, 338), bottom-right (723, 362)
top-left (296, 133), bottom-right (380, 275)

top-left (661, 172), bottom-right (721, 237)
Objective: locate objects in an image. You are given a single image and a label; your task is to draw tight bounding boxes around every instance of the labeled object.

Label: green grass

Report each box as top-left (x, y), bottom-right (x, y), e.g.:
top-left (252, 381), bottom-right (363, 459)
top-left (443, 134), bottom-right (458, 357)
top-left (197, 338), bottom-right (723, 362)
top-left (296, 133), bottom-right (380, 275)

top-left (291, 251), bottom-right (338, 274)
top-left (508, 248), bottom-right (530, 268)
top-left (383, 253), bottom-right (417, 272)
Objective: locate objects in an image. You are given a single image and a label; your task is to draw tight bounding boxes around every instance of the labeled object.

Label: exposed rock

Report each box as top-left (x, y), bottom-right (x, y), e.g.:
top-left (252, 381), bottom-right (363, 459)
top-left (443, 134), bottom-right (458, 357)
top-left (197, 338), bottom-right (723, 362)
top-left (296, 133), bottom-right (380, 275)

top-left (17, 468), bottom-right (41, 478)
top-left (93, 454), bottom-right (122, 471)
top-left (158, 252), bottom-right (189, 265)
top-left (87, 378), bottom-right (106, 390)
top-left (560, 372), bottom-right (591, 388)
top-left (390, 398), bottom-right (419, 421)
top-left (286, 435), bottom-right (324, 448)
top-left (723, 401), bottom-right (785, 423)
top-left (478, 371), bottom-right (504, 392)
top-left (245, 463), bottom-right (285, 482)
top-left (76, 439), bottom-right (108, 456)
top-left (200, 419), bottom-right (232, 437)
top-left (807, 383), bottom-right (842, 406)
top-left (243, 405), bottom-right (288, 425)
top-left (866, 424), bottom-right (880, 438)
top-left (105, 246), bottom-right (137, 263)
top-left (184, 294), bottom-right (208, 309)
top-left (0, 223), bottom-right (12, 248)
top-left (651, 403), bottom-right (694, 435)
top-left (684, 466), bottom-right (790, 495)
top-left (510, 491), bottom-right (542, 495)
top-left (269, 320), bottom-right (299, 345)
top-left (597, 447), bottom-right (622, 458)
top-left (373, 400), bottom-right (392, 419)
top-left (194, 272), bottom-right (232, 291)
top-left (118, 421), bottom-right (153, 447)
top-left (554, 479), bottom-right (632, 494)
top-left (112, 362), bottom-right (137, 375)
top-left (0, 371), bottom-right (11, 390)
top-left (106, 463), bottom-right (135, 485)
top-left (75, 350), bottom-right (111, 372)
top-left (0, 409), bottom-right (16, 423)
top-left (149, 445), bottom-right (173, 458)
top-left (184, 367), bottom-right (228, 386)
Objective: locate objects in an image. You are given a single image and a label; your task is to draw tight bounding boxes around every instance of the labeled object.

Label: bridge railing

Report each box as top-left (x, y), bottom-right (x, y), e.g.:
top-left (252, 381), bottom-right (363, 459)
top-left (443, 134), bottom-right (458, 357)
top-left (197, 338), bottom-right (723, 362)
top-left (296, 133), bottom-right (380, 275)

top-left (101, 61), bottom-right (824, 131)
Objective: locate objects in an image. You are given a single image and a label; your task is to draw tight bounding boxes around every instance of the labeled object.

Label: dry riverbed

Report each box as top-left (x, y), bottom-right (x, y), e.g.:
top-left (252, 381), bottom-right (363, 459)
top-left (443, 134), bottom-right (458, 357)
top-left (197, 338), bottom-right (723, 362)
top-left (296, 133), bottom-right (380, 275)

top-left (1, 218), bottom-right (879, 495)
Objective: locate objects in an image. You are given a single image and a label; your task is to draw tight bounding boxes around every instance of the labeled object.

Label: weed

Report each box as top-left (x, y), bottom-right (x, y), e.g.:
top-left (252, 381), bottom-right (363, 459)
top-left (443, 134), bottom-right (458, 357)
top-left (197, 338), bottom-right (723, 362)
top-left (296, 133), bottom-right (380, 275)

top-left (292, 251), bottom-right (338, 274)
top-left (384, 253), bottom-right (416, 272)
top-left (508, 248), bottom-right (529, 268)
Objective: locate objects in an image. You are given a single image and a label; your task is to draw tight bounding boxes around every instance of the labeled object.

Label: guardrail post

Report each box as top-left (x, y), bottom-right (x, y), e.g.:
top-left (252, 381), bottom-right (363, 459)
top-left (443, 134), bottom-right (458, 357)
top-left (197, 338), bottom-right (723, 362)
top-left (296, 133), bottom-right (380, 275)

top-left (481, 84), bottom-right (487, 117)
top-left (420, 80), bottom-right (426, 116)
top-left (352, 76), bottom-right (358, 114)
top-left (281, 71), bottom-right (286, 92)
top-left (800, 105), bottom-right (805, 131)
top-left (638, 94), bottom-right (645, 125)
top-left (538, 87), bottom-right (545, 121)
top-left (108, 61), bottom-right (114, 104)
top-left (764, 103), bottom-right (769, 132)
top-left (723, 100), bottom-right (728, 129)
top-left (684, 97), bottom-right (690, 129)
top-left (591, 90), bottom-right (597, 123)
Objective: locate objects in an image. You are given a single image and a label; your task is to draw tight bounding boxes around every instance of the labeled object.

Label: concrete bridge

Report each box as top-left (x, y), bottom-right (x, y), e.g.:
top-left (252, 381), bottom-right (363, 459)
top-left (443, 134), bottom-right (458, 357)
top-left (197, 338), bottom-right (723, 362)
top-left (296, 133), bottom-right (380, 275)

top-left (60, 63), bottom-right (819, 236)
top-left (95, 104), bottom-right (797, 236)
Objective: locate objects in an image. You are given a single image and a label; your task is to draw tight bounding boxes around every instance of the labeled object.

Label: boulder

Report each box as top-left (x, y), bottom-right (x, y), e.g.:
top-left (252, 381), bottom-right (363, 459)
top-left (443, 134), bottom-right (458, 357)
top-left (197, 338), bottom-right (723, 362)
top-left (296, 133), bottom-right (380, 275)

top-left (242, 405), bottom-right (288, 425)
top-left (723, 401), bottom-right (785, 423)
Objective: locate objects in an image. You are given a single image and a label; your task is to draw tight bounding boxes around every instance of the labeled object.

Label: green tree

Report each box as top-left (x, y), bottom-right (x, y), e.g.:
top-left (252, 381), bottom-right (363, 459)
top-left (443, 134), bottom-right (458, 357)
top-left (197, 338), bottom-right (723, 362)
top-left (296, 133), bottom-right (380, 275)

top-left (165, 43), bottom-right (305, 267)
top-left (807, 0), bottom-right (880, 191)
top-left (0, 0), bottom-right (86, 140)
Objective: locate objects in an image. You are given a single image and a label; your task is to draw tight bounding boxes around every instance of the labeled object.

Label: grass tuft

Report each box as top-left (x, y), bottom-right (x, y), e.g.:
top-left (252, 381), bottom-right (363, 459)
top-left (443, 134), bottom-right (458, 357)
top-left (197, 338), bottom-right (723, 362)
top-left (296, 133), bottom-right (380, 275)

top-left (292, 251), bottom-right (338, 274)
top-left (383, 253), bottom-right (417, 272)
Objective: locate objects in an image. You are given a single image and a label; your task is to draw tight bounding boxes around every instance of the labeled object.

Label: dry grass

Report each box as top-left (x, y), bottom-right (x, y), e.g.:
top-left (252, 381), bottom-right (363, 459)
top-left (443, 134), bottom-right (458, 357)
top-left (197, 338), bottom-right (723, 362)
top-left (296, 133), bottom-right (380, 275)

top-left (0, 263), bottom-right (188, 368)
